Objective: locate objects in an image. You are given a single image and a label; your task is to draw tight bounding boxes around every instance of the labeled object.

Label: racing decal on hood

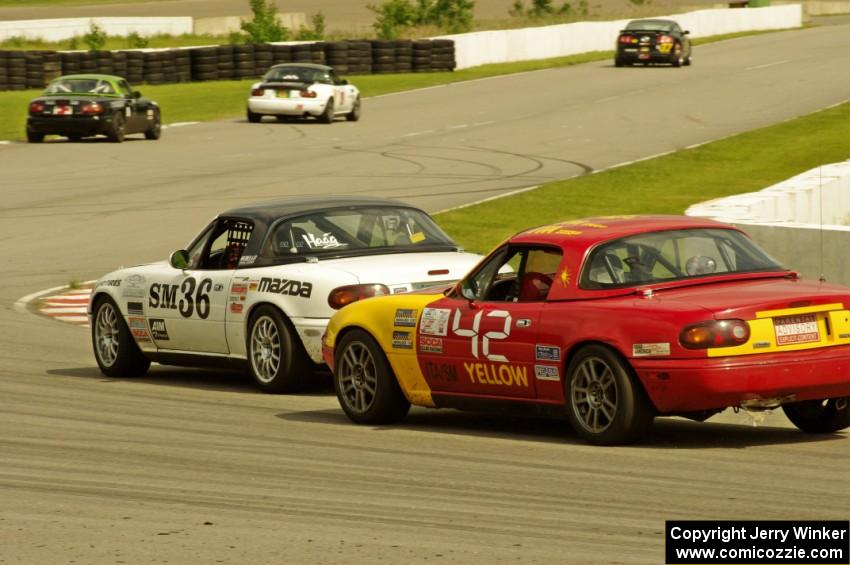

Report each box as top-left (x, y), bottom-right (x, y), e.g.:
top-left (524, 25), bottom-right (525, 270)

top-left (149, 318), bottom-right (169, 341)
top-left (420, 308), bottom-right (450, 336)
top-left (534, 365), bottom-right (560, 382)
top-left (535, 345), bottom-right (561, 362)
top-left (419, 336), bottom-right (443, 354)
top-left (258, 277), bottom-right (312, 298)
top-left (394, 308), bottom-right (417, 327)
top-left (632, 343), bottom-right (671, 357)
top-left (392, 331), bottom-right (413, 349)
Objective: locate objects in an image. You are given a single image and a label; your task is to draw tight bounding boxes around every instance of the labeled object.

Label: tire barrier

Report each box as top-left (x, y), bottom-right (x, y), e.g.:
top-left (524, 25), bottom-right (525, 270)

top-left (0, 39), bottom-right (456, 91)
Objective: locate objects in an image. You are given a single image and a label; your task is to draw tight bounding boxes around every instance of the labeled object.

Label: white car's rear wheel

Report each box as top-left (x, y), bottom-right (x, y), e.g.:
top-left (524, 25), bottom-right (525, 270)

top-left (247, 306), bottom-right (308, 393)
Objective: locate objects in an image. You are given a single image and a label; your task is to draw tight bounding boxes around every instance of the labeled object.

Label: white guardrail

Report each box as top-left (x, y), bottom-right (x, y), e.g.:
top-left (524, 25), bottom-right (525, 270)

top-left (438, 4), bottom-right (802, 69)
top-left (1, 5), bottom-right (803, 61)
top-left (0, 17), bottom-right (193, 42)
top-left (686, 160), bottom-right (850, 285)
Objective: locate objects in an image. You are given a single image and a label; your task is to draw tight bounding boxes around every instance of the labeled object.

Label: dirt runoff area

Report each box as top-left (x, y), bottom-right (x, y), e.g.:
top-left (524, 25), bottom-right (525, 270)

top-left (0, 0), bottom-right (767, 34)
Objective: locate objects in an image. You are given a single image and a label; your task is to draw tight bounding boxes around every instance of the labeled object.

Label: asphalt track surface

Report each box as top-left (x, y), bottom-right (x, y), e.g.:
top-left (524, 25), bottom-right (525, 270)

top-left (3, 25), bottom-right (850, 564)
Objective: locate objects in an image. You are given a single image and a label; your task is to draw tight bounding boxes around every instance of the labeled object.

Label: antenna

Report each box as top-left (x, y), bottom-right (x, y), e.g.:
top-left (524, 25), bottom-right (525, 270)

top-left (819, 164), bottom-right (825, 283)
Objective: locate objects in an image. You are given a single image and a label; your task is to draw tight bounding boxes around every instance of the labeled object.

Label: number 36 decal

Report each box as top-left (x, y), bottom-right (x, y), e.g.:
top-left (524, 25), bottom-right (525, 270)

top-left (149, 277), bottom-right (213, 319)
top-left (452, 309), bottom-right (512, 362)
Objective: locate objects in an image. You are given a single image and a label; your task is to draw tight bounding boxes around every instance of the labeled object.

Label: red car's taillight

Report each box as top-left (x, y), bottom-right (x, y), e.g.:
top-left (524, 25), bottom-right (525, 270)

top-left (680, 320), bottom-right (750, 349)
top-left (328, 284), bottom-right (390, 310)
top-left (252, 88), bottom-right (265, 96)
top-left (300, 90), bottom-right (317, 98)
top-left (29, 102), bottom-right (45, 113)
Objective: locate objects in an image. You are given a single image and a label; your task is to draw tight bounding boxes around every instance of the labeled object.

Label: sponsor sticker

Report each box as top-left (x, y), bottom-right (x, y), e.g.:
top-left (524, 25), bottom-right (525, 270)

top-left (213, 283), bottom-right (224, 292)
top-left (302, 232), bottom-right (346, 249)
top-left (239, 254), bottom-right (257, 266)
top-left (632, 342), bottom-right (671, 357)
top-left (128, 316), bottom-right (146, 329)
top-left (230, 303), bottom-right (244, 314)
top-left (231, 283), bottom-right (248, 295)
top-left (419, 336), bottom-right (443, 354)
top-left (127, 301), bottom-right (144, 316)
top-left (534, 364), bottom-right (560, 382)
top-left (97, 279), bottom-right (121, 288)
top-left (392, 331), bottom-right (413, 349)
top-left (249, 280), bottom-right (258, 291)
top-left (535, 345), bottom-right (561, 362)
top-left (420, 308), bottom-right (450, 337)
top-left (516, 318), bottom-right (532, 328)
top-left (123, 274), bottom-right (146, 298)
top-left (131, 328), bottom-right (151, 342)
top-left (258, 277), bottom-right (312, 298)
top-left (410, 232), bottom-right (425, 243)
top-left (392, 286), bottom-right (408, 294)
top-left (149, 318), bottom-right (169, 341)
top-left (394, 308), bottom-right (417, 327)
top-left (423, 362), bottom-right (457, 382)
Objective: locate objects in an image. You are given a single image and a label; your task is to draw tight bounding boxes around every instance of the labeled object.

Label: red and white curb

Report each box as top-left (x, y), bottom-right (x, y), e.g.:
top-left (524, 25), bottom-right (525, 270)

top-left (14, 283), bottom-right (94, 328)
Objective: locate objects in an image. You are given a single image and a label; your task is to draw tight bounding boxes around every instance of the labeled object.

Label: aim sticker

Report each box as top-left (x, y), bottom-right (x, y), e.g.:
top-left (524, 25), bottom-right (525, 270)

top-left (393, 308), bottom-right (418, 327)
top-left (534, 364), bottom-right (560, 382)
top-left (632, 343), bottom-right (671, 357)
top-left (420, 308), bottom-right (450, 336)
top-left (148, 318), bottom-right (170, 341)
top-left (535, 345), bottom-right (561, 362)
top-left (419, 336), bottom-right (443, 354)
top-left (392, 331), bottom-right (413, 349)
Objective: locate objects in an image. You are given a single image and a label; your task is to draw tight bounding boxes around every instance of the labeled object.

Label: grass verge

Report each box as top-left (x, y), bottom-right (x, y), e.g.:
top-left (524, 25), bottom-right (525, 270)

top-left (435, 99), bottom-right (850, 254)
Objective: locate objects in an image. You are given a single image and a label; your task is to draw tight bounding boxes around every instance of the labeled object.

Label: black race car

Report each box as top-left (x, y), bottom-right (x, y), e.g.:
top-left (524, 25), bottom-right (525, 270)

top-left (26, 74), bottom-right (161, 143)
top-left (615, 19), bottom-right (692, 68)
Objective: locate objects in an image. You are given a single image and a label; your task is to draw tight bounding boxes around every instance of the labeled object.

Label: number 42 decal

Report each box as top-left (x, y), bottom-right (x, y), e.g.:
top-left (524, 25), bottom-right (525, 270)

top-left (452, 309), bottom-right (512, 362)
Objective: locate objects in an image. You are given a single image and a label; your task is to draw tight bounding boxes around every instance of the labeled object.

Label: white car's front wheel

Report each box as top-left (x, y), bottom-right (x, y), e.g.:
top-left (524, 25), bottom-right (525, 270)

top-left (319, 98), bottom-right (334, 124)
top-left (247, 306), bottom-right (308, 393)
top-left (346, 97), bottom-right (361, 122)
top-left (91, 296), bottom-right (150, 378)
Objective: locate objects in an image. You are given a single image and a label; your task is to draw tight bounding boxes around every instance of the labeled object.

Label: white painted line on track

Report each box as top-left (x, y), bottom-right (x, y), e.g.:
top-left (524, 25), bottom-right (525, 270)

top-left (163, 121), bottom-right (200, 129)
top-left (746, 59), bottom-right (790, 71)
top-left (401, 130), bottom-right (435, 138)
top-left (448, 124), bottom-right (469, 129)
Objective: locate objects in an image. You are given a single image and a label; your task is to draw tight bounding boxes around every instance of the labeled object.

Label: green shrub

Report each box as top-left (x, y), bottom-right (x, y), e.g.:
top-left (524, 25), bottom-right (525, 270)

top-left (240, 0), bottom-right (290, 43)
top-left (370, 0), bottom-right (475, 39)
top-left (83, 21), bottom-right (107, 51)
top-left (126, 31), bottom-right (149, 48)
top-left (295, 12), bottom-right (326, 40)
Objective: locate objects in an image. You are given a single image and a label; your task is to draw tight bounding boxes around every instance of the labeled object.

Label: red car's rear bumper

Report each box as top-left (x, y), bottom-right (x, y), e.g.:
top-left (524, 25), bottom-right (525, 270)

top-left (633, 345), bottom-right (850, 413)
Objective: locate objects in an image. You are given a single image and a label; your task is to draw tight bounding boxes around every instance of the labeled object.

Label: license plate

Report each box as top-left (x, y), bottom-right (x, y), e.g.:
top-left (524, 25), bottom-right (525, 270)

top-left (774, 313), bottom-right (820, 345)
top-left (277, 90), bottom-right (288, 98)
top-left (53, 105), bottom-right (72, 115)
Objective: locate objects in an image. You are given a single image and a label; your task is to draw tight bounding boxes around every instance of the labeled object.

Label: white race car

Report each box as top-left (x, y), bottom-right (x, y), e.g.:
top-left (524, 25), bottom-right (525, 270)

top-left (89, 196), bottom-right (483, 392)
top-left (246, 63), bottom-right (361, 124)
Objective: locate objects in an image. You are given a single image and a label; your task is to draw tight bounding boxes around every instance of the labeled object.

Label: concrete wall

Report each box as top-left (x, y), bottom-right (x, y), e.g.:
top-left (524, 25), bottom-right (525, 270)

top-left (0, 17), bottom-right (193, 42)
top-left (438, 4), bottom-right (802, 69)
top-left (775, 1), bottom-right (850, 15)
top-left (193, 13), bottom-right (307, 36)
top-left (686, 161), bottom-right (850, 284)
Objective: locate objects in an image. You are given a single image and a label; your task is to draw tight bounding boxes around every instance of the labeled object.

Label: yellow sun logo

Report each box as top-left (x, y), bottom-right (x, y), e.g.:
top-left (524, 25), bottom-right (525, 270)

top-left (560, 267), bottom-right (571, 286)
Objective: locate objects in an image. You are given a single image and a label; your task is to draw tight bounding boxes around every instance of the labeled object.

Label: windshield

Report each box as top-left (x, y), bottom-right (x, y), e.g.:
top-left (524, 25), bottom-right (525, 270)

top-left (263, 207), bottom-right (456, 257)
top-left (581, 228), bottom-right (784, 289)
top-left (263, 66), bottom-right (331, 84)
top-left (625, 20), bottom-right (674, 32)
top-left (44, 78), bottom-right (116, 95)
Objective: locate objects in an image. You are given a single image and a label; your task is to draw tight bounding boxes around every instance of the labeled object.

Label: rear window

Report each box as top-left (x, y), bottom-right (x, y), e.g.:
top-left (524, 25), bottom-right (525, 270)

top-left (625, 20), bottom-right (674, 32)
top-left (45, 78), bottom-right (115, 95)
top-left (263, 66), bottom-right (331, 84)
top-left (581, 228), bottom-right (784, 289)
top-left (263, 207), bottom-right (456, 257)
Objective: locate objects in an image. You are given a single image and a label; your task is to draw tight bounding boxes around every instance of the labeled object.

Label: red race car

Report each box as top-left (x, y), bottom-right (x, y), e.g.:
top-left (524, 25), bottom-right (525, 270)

top-left (323, 216), bottom-right (850, 444)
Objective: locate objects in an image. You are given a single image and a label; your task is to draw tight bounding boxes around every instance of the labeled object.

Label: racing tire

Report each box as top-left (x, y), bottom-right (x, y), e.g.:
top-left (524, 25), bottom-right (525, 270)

top-left (565, 344), bottom-right (654, 445)
top-left (782, 397), bottom-right (850, 434)
top-left (107, 112), bottom-right (125, 143)
top-left (144, 109), bottom-right (162, 140)
top-left (246, 306), bottom-right (309, 393)
top-left (26, 127), bottom-right (44, 143)
top-left (319, 98), bottom-right (334, 124)
top-left (614, 57), bottom-right (624, 68)
top-left (333, 329), bottom-right (411, 425)
top-left (346, 96), bottom-right (361, 122)
top-left (684, 55), bottom-right (692, 67)
top-left (672, 45), bottom-right (683, 68)
top-left (91, 296), bottom-right (151, 379)
top-left (247, 108), bottom-right (262, 123)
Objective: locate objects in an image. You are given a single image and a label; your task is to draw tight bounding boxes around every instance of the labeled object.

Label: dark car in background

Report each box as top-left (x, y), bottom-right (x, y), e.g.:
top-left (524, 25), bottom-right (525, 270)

top-left (26, 74), bottom-right (161, 143)
top-left (615, 19), bottom-right (692, 68)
